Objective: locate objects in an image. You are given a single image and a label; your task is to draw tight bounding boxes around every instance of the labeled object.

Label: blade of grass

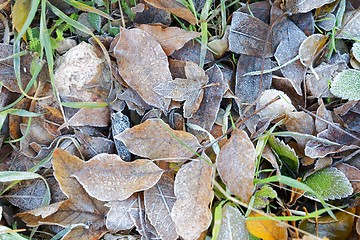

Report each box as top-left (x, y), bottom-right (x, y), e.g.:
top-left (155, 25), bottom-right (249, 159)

top-left (199, 0), bottom-right (212, 67)
top-left (63, 0), bottom-right (114, 20)
top-left (61, 101), bottom-right (108, 108)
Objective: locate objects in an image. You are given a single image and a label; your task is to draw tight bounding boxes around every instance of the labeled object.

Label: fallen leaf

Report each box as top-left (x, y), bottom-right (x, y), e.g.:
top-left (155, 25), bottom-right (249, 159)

top-left (246, 211), bottom-right (288, 240)
top-left (337, 10), bottom-right (360, 40)
top-left (299, 34), bottom-right (328, 71)
top-left (218, 204), bottom-right (250, 239)
top-left (105, 195), bottom-right (138, 232)
top-left (330, 69), bottom-right (360, 101)
top-left (115, 119), bottom-right (200, 160)
top-left (305, 62), bottom-right (337, 98)
top-left (217, 129), bottom-right (256, 203)
top-left (229, 12), bottom-right (272, 58)
top-left (75, 130), bottom-right (115, 159)
top-left (73, 153), bottom-right (164, 201)
top-left (315, 99), bottom-right (333, 133)
top-left (290, 12), bottom-right (315, 36)
top-left (111, 111), bottom-right (131, 162)
top-left (117, 87), bottom-right (152, 116)
top-left (171, 41), bottom-right (214, 66)
top-left (113, 28), bottom-right (172, 110)
top-left (137, 24), bottom-right (200, 56)
top-left (335, 163), bottom-right (360, 194)
top-left (286, 0), bottom-right (337, 14)
top-left (144, 0), bottom-right (196, 25)
top-left (171, 154), bottom-right (214, 240)
top-left (253, 185), bottom-right (277, 209)
top-left (154, 61), bottom-right (209, 118)
top-left (284, 111), bottom-right (315, 147)
top-left (12, 0), bottom-right (31, 37)
top-left (144, 173), bottom-right (178, 240)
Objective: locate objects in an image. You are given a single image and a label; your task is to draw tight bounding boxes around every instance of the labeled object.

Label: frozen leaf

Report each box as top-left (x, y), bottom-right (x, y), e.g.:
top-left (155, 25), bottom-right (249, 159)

top-left (235, 55), bottom-right (272, 112)
top-left (130, 201), bottom-right (159, 240)
top-left (335, 163), bottom-right (360, 194)
top-left (317, 13), bottom-right (336, 31)
top-left (299, 208), bottom-right (355, 240)
top-left (138, 24), bottom-right (200, 56)
top-left (171, 154), bottom-right (214, 240)
top-left (111, 111), bottom-right (131, 162)
top-left (218, 204), bottom-right (250, 240)
top-left (75, 131), bottom-right (115, 159)
top-left (268, 136), bottom-right (299, 174)
top-left (246, 212), bottom-right (288, 240)
top-left (352, 42), bottom-right (360, 63)
top-left (73, 153), bottom-right (164, 201)
top-left (208, 26), bottom-right (230, 59)
top-left (144, 0), bottom-right (196, 25)
top-left (315, 99), bottom-right (333, 133)
top-left (290, 12), bottom-right (315, 36)
top-left (115, 119), bottom-right (200, 160)
top-left (59, 106), bottom-right (110, 130)
top-left (155, 61), bottom-right (208, 118)
top-left (303, 167), bottom-right (353, 200)
top-left (284, 111), bottom-right (315, 147)
top-left (229, 12), bottom-right (272, 58)
top-left (306, 62), bottom-right (337, 98)
top-left (113, 28), bottom-right (172, 110)
top-left (238, 1), bottom-right (271, 23)
top-left (117, 87), bottom-right (152, 116)
top-left (299, 34), bottom-right (328, 70)
top-left (253, 185), bottom-right (277, 209)
top-left (144, 173), bottom-right (178, 240)
top-left (188, 65), bottom-right (226, 132)
top-left (337, 10), bottom-right (360, 40)
top-left (17, 149), bottom-right (108, 238)
top-left (330, 69), bottom-right (360, 101)
top-left (171, 41), bottom-right (214, 66)
top-left (105, 195), bottom-right (138, 232)
top-left (217, 129), bottom-right (256, 203)
top-left (256, 89), bottom-right (295, 119)
top-left (285, 0), bottom-right (337, 14)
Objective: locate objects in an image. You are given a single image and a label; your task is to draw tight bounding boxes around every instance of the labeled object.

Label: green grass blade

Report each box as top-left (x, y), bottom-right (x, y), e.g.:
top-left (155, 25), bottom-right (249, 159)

top-left (63, 0), bottom-right (114, 20)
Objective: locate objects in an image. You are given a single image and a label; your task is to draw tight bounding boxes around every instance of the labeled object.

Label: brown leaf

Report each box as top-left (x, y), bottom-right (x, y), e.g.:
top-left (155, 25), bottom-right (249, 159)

top-left (144, 173), bottom-right (178, 240)
top-left (337, 10), bottom-right (360, 40)
top-left (105, 195), bottom-right (138, 232)
top-left (246, 211), bottom-right (288, 240)
top-left (299, 34), bottom-right (328, 69)
top-left (171, 41), bottom-right (214, 66)
top-left (62, 226), bottom-right (107, 240)
top-left (113, 28), bottom-right (172, 110)
top-left (73, 153), bottom-right (164, 201)
top-left (171, 154), bottom-right (214, 240)
top-left (286, 0), bottom-right (337, 14)
top-left (217, 129), bottom-right (256, 203)
top-left (336, 163), bottom-right (360, 194)
top-left (144, 0), bottom-right (196, 25)
top-left (115, 119), bottom-right (200, 160)
top-left (315, 98), bottom-right (333, 133)
top-left (155, 61), bottom-right (209, 118)
top-left (284, 111), bottom-right (315, 147)
top-left (229, 12), bottom-right (272, 58)
top-left (138, 24), bottom-right (200, 56)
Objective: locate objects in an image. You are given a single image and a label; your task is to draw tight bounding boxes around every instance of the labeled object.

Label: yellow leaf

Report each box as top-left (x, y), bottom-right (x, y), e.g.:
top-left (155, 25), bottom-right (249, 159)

top-left (246, 212), bottom-right (288, 240)
top-left (12, 0), bottom-right (31, 40)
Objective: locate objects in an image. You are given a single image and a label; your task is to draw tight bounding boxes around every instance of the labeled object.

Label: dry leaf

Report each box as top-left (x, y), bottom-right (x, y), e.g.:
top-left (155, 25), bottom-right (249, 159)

top-left (144, 173), bottom-right (178, 240)
top-left (113, 28), bottom-right (172, 110)
top-left (286, 0), bottom-right (337, 14)
top-left (115, 119), bottom-right (200, 160)
top-left (229, 12), bottom-right (272, 58)
top-left (284, 111), bottom-right (315, 147)
top-left (12, 0), bottom-right (31, 38)
top-left (246, 212), bottom-right (288, 240)
top-left (336, 163), bottom-right (360, 194)
top-left (105, 195), bottom-right (138, 232)
top-left (217, 129), bottom-right (256, 203)
top-left (299, 34), bottom-right (328, 72)
top-left (73, 153), bottom-right (164, 201)
top-left (138, 24), bottom-right (200, 56)
top-left (337, 10), bottom-right (360, 40)
top-left (171, 41), bottom-right (214, 66)
top-left (155, 61), bottom-right (209, 118)
top-left (144, 0), bottom-right (196, 25)
top-left (218, 204), bottom-right (250, 239)
top-left (171, 154), bottom-right (214, 240)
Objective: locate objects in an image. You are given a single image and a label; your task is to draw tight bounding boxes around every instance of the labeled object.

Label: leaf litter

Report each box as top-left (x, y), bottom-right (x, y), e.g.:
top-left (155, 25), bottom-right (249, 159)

top-left (1, 0), bottom-right (360, 240)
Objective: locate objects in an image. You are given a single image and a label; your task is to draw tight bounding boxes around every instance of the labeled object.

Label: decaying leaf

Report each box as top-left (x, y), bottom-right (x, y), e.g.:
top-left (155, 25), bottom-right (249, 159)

top-left (137, 24), bottom-right (200, 56)
top-left (115, 119), bottom-right (200, 160)
top-left (299, 34), bottom-right (328, 71)
top-left (155, 61), bottom-right (209, 118)
top-left (337, 10), bottom-right (360, 40)
top-left (229, 12), bottom-right (272, 58)
top-left (144, 173), bottom-right (178, 240)
top-left (284, 111), bottom-right (315, 147)
top-left (105, 195), bottom-right (138, 232)
top-left (113, 28), bottom-right (172, 110)
top-left (299, 208), bottom-right (356, 240)
top-left (12, 0), bottom-right (31, 37)
top-left (218, 204), bottom-right (250, 239)
top-left (217, 129), bottom-right (256, 203)
top-left (335, 163), bottom-right (360, 194)
top-left (171, 154), bottom-right (214, 240)
top-left (73, 153), bottom-right (164, 201)
top-left (286, 0), bottom-right (337, 14)
top-left (144, 0), bottom-right (196, 25)
top-left (303, 167), bottom-right (353, 200)
top-left (256, 89), bottom-right (295, 119)
top-left (253, 185), bottom-right (277, 209)
top-left (246, 211), bottom-right (288, 240)
top-left (330, 69), bottom-right (360, 101)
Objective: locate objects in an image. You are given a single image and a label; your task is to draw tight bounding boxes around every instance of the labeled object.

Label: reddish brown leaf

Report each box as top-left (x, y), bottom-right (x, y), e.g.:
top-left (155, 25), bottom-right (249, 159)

top-left (286, 0), bottom-right (337, 14)
top-left (171, 154), bottom-right (214, 240)
top-left (144, 0), bottom-right (196, 25)
top-left (115, 119), bottom-right (200, 160)
top-left (138, 24), bottom-right (200, 56)
top-left (113, 28), bottom-right (172, 110)
top-left (336, 163), bottom-right (360, 194)
top-left (73, 153), bottom-right (164, 201)
top-left (217, 129), bottom-right (256, 203)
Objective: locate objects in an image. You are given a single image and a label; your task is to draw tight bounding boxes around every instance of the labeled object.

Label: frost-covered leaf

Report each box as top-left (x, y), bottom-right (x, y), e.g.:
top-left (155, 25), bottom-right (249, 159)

top-left (115, 119), bottom-right (200, 160)
top-left (218, 204), bottom-right (250, 240)
top-left (337, 10), bottom-right (360, 40)
top-left (352, 42), bottom-right (360, 63)
top-left (171, 154), bottom-right (213, 240)
top-left (286, 0), bottom-right (337, 14)
top-left (299, 208), bottom-right (356, 240)
top-left (105, 195), bottom-right (137, 232)
top-left (303, 167), bottom-right (353, 200)
top-left (253, 185), bottom-right (277, 209)
top-left (330, 69), bottom-right (360, 101)
top-left (217, 129), bottom-right (256, 203)
top-left (73, 153), bottom-right (164, 201)
top-left (256, 89), bottom-right (295, 119)
top-left (299, 34), bottom-right (328, 69)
